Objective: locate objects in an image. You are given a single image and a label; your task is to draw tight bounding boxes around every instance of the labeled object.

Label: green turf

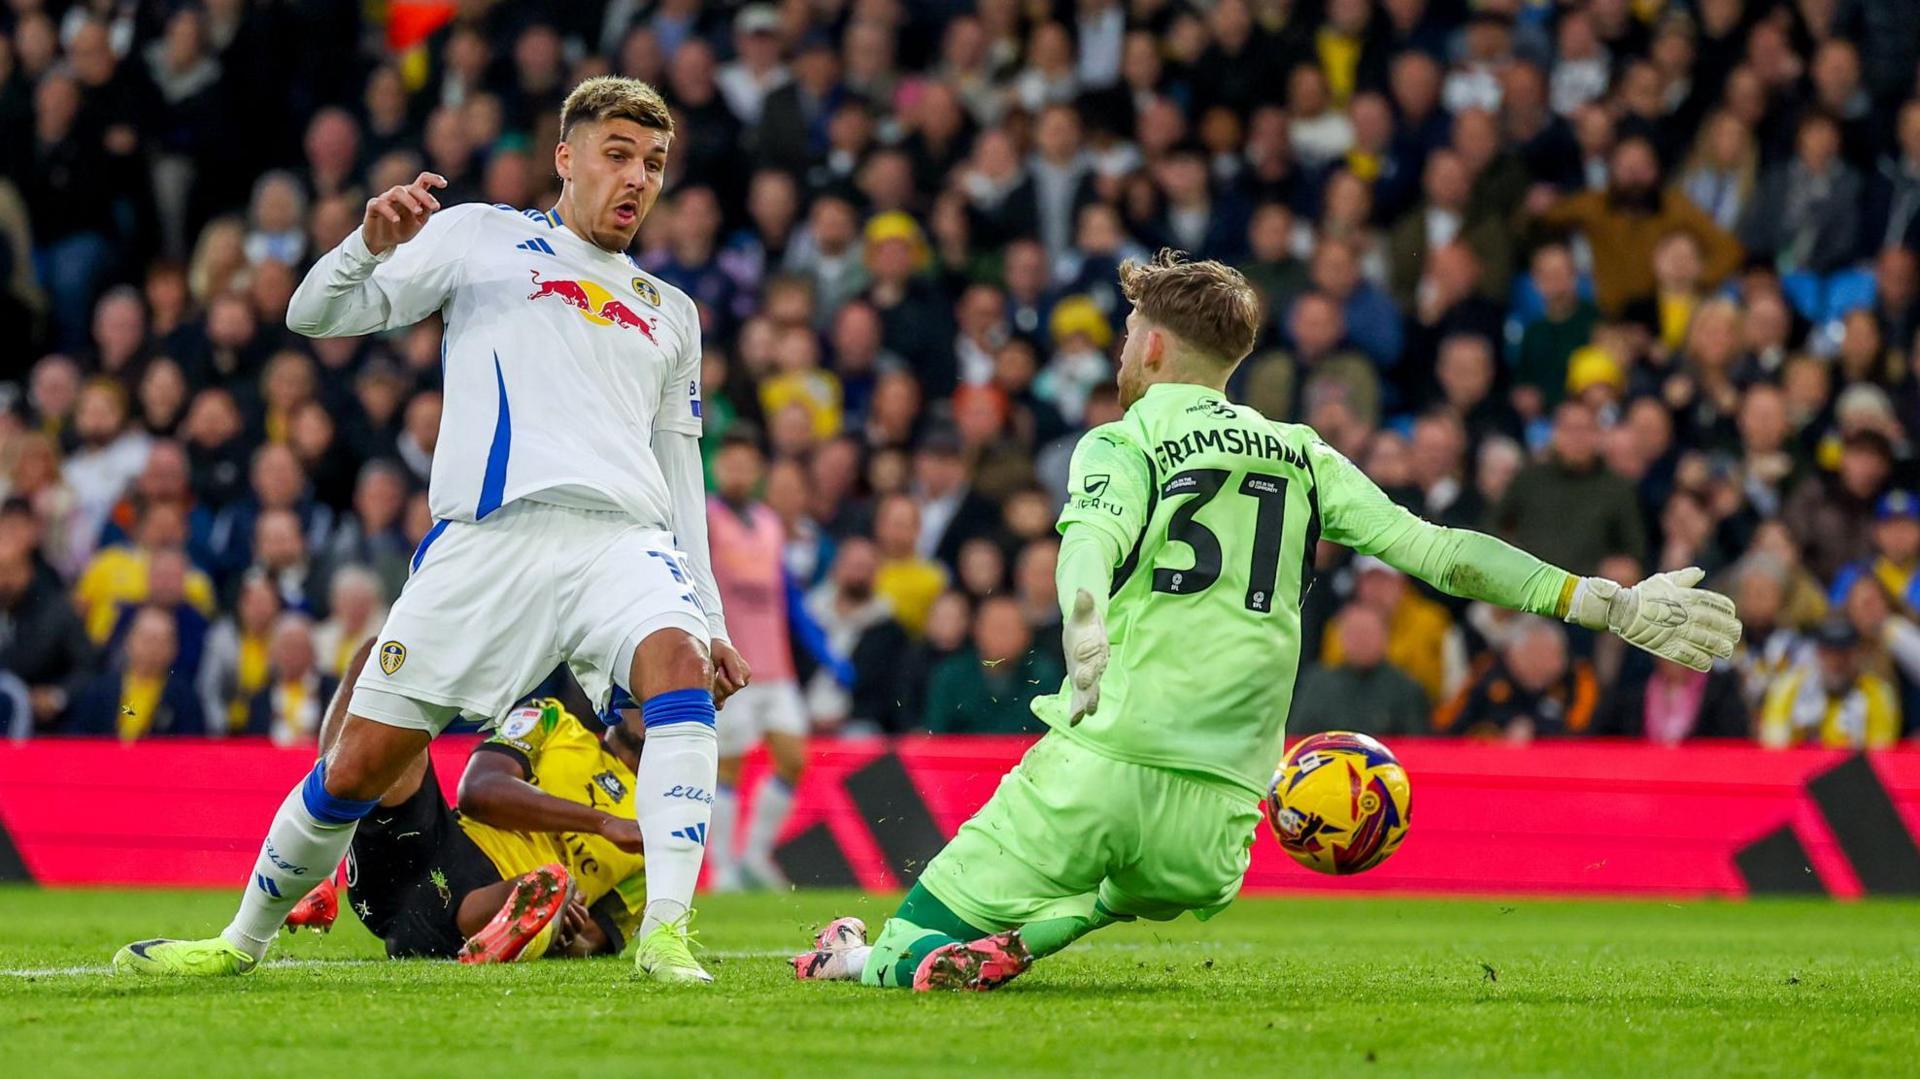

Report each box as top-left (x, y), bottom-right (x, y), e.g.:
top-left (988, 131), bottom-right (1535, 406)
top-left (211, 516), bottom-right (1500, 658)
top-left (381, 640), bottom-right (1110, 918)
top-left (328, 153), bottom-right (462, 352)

top-left (1, 887), bottom-right (1915, 1077)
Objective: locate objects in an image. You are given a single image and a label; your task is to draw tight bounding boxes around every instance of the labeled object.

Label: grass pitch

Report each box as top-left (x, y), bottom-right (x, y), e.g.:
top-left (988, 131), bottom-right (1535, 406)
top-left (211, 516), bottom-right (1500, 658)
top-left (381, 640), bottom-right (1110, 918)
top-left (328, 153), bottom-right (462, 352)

top-left (1, 887), bottom-right (1914, 1077)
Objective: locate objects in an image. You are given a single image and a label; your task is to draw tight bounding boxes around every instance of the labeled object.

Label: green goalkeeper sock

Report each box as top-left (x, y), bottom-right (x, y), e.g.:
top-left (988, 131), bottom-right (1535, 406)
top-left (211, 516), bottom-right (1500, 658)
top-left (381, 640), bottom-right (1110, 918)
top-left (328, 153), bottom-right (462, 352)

top-left (861, 883), bottom-right (989, 988)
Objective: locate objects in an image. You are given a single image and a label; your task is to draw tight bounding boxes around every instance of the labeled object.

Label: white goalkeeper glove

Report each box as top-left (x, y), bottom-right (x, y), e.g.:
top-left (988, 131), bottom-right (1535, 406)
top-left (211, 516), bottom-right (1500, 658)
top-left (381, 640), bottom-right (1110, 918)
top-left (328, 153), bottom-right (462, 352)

top-left (1564, 567), bottom-right (1742, 672)
top-left (1062, 589), bottom-right (1110, 725)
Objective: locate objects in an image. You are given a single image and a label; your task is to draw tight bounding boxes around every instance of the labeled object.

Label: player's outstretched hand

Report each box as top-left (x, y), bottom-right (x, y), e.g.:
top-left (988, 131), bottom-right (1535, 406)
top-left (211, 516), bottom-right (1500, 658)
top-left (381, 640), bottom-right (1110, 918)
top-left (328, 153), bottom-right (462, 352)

top-left (711, 638), bottom-right (751, 709)
top-left (1063, 589), bottom-right (1110, 725)
top-left (598, 815), bottom-right (644, 854)
top-left (363, 171), bottom-right (448, 255)
top-left (1564, 567), bottom-right (1741, 672)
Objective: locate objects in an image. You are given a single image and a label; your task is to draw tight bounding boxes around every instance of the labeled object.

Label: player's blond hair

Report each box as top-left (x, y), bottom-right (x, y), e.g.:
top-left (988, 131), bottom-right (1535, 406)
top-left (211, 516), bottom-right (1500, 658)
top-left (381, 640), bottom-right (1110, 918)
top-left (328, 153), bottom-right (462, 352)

top-left (1118, 249), bottom-right (1262, 366)
top-left (560, 76), bottom-right (674, 139)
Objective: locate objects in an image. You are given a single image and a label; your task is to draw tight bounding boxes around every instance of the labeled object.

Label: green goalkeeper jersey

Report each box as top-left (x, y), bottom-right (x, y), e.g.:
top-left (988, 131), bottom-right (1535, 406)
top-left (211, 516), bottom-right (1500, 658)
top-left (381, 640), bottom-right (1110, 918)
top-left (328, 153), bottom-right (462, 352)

top-left (1035, 382), bottom-right (1578, 796)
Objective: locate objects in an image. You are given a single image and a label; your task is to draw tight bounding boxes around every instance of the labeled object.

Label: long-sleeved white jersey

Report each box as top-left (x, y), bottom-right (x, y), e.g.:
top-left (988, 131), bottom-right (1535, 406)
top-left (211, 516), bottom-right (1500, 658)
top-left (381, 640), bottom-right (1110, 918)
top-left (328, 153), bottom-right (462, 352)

top-left (287, 202), bottom-right (728, 638)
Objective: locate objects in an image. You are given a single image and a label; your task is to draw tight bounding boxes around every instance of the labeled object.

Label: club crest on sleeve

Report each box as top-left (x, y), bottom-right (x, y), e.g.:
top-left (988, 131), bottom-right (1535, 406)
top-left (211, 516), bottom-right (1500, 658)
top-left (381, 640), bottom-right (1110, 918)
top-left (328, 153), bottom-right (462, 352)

top-left (632, 276), bottom-right (661, 306)
top-left (378, 640), bottom-right (408, 676)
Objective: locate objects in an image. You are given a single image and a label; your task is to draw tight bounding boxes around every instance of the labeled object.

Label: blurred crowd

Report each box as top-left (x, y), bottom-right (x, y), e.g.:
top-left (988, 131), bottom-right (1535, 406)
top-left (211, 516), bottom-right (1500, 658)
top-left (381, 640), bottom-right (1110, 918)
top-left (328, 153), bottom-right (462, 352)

top-left (3, 0), bottom-right (1920, 749)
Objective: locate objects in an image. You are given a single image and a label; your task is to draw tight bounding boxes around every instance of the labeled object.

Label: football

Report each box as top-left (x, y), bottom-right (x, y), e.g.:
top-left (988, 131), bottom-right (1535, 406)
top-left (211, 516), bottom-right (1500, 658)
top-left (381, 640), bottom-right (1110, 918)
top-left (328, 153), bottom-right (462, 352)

top-left (1265, 731), bottom-right (1413, 875)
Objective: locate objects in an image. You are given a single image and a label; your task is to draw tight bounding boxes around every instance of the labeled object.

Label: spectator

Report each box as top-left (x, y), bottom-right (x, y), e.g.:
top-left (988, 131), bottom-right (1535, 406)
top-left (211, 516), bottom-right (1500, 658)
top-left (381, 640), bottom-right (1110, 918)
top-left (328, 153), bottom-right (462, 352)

top-left (1493, 401), bottom-right (1646, 575)
top-left (311, 565), bottom-right (386, 681)
top-left (103, 545), bottom-right (211, 689)
top-left (870, 493), bottom-right (947, 636)
top-left (923, 596), bottom-right (1063, 734)
top-left (1389, 149), bottom-right (1510, 310)
top-left (0, 536), bottom-right (94, 733)
top-left (245, 613), bottom-right (333, 745)
top-left (1513, 244), bottom-right (1600, 414)
top-left (249, 506), bottom-right (323, 616)
top-left (73, 500), bottom-right (217, 644)
top-left (199, 570), bottom-right (281, 735)
top-left (913, 429), bottom-right (1000, 571)
top-left (1678, 110), bottom-right (1759, 233)
top-left (1309, 236), bottom-right (1402, 371)
top-left (1595, 653), bottom-right (1749, 744)
top-left (67, 605), bottom-right (204, 739)
top-left (804, 538), bottom-right (894, 729)
top-left (1435, 617), bottom-right (1598, 742)
top-left (0, 431), bottom-right (88, 579)
top-left (1783, 430), bottom-right (1893, 582)
top-left (63, 380), bottom-right (153, 545)
top-left (1321, 556), bottom-right (1463, 704)
top-left (325, 460), bottom-right (412, 602)
top-left (1759, 619), bottom-right (1901, 749)
top-left (1860, 100), bottom-right (1920, 255)
top-left (1740, 111), bottom-right (1863, 277)
top-left (1291, 604), bottom-right (1432, 737)
top-left (855, 588), bottom-right (969, 735)
top-left (1534, 135), bottom-right (1742, 316)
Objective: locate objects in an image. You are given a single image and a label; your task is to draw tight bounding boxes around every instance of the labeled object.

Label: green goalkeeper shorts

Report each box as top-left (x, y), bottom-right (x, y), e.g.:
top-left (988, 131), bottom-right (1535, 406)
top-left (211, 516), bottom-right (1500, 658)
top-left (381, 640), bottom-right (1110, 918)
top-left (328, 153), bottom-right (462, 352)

top-left (916, 731), bottom-right (1263, 931)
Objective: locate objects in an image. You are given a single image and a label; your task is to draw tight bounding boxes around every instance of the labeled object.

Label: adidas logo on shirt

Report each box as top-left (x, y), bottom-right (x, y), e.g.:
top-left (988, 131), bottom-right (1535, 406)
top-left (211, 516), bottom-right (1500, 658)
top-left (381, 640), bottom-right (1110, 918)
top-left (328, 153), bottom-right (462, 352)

top-left (515, 237), bottom-right (556, 255)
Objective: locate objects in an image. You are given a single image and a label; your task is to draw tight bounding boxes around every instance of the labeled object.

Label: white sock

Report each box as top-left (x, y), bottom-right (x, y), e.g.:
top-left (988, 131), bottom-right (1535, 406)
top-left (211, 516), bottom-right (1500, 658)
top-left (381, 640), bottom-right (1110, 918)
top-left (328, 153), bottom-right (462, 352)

top-left (633, 695), bottom-right (718, 937)
top-left (744, 774), bottom-right (795, 868)
top-left (222, 766), bottom-right (370, 959)
top-left (841, 944), bottom-right (873, 980)
top-left (707, 781), bottom-right (740, 883)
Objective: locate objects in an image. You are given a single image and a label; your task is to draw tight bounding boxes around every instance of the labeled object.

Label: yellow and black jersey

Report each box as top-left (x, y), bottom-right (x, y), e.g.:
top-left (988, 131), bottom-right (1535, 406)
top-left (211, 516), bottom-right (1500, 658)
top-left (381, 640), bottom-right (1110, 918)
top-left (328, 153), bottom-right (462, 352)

top-left (461, 699), bottom-right (646, 940)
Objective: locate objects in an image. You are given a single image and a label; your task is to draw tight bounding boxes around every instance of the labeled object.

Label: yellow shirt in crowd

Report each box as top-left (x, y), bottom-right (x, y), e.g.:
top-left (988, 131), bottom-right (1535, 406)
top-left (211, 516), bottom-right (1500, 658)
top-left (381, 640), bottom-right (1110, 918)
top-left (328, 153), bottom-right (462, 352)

top-left (73, 546), bottom-right (217, 643)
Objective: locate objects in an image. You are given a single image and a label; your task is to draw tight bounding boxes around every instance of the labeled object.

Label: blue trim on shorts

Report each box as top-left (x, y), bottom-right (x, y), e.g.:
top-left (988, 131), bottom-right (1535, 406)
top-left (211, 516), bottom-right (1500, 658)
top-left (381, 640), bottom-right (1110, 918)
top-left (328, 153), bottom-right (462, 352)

top-left (300, 762), bottom-right (381, 826)
top-left (411, 519), bottom-right (450, 573)
top-left (476, 353), bottom-right (512, 519)
top-left (640, 688), bottom-right (715, 729)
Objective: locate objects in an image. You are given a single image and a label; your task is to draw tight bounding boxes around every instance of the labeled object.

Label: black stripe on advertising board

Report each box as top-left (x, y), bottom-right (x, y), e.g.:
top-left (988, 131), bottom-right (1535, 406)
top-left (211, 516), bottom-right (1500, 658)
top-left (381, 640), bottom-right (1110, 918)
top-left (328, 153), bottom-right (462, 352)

top-left (774, 822), bottom-right (860, 888)
top-left (842, 752), bottom-right (947, 885)
top-left (1733, 824), bottom-right (1827, 895)
top-left (1806, 753), bottom-right (1920, 896)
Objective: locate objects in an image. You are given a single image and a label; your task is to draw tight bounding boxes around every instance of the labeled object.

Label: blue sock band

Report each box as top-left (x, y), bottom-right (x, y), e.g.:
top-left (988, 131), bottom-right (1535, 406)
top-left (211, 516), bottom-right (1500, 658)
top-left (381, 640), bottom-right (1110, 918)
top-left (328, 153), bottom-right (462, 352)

top-left (641, 687), bottom-right (716, 729)
top-left (300, 762), bottom-right (381, 826)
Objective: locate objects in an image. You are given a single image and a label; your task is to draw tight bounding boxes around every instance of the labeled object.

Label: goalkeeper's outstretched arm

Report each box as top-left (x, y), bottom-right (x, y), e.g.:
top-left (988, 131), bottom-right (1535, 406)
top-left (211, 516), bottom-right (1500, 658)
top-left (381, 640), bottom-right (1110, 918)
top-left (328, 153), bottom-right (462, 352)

top-left (1309, 440), bottom-right (1740, 671)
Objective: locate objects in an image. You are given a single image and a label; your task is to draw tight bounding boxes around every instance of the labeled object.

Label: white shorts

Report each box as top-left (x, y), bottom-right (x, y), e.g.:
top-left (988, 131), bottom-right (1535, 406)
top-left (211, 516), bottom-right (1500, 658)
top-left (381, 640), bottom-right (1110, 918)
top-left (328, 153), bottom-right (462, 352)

top-left (350, 499), bottom-right (708, 734)
top-left (716, 679), bottom-right (810, 757)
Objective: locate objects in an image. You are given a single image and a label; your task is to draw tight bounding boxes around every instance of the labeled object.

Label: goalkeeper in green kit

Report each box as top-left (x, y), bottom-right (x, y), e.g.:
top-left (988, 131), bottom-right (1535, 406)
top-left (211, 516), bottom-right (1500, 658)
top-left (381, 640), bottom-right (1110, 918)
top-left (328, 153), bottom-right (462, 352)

top-left (791, 251), bottom-right (1741, 992)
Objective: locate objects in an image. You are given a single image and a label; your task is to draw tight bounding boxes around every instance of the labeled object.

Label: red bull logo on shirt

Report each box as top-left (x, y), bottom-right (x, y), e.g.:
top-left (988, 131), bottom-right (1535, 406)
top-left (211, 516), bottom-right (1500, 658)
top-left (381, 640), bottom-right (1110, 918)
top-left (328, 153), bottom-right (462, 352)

top-left (528, 270), bottom-right (658, 344)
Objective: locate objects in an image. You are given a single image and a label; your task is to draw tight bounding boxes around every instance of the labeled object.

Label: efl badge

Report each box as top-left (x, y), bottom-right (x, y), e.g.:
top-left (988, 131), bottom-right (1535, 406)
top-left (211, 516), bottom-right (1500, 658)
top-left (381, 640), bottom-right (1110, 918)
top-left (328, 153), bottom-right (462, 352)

top-left (499, 706), bottom-right (541, 739)
top-left (1083, 474), bottom-right (1111, 497)
top-left (378, 640), bottom-right (408, 676)
top-left (631, 276), bottom-right (661, 306)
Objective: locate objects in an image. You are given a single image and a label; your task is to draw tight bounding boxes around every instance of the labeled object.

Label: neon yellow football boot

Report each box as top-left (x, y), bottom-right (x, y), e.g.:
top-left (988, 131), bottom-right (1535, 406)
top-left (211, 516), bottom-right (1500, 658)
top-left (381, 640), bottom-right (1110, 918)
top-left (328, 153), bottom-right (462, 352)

top-left (112, 937), bottom-right (258, 977)
top-left (632, 914), bottom-right (712, 984)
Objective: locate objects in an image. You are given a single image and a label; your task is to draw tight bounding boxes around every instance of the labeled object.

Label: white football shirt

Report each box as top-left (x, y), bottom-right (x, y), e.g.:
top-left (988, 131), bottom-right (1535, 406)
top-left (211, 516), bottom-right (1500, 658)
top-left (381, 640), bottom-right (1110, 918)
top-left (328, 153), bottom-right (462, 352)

top-left (319, 203), bottom-right (703, 529)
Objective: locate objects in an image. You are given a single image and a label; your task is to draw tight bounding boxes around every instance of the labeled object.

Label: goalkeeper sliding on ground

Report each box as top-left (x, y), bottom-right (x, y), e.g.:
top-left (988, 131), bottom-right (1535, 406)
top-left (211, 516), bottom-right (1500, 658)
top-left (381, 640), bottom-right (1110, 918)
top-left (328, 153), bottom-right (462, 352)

top-left (792, 250), bottom-right (1741, 992)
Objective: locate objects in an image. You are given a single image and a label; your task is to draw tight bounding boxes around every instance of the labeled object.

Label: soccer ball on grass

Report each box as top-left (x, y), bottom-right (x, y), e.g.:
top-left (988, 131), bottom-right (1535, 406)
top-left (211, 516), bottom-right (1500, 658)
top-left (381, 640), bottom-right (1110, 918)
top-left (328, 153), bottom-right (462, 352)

top-left (1265, 731), bottom-right (1412, 875)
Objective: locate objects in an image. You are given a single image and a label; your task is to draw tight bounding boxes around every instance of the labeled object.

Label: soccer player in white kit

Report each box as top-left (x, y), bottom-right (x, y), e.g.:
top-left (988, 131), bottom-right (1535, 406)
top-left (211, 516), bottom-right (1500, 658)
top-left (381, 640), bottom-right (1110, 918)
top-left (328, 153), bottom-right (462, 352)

top-left (114, 78), bottom-right (748, 984)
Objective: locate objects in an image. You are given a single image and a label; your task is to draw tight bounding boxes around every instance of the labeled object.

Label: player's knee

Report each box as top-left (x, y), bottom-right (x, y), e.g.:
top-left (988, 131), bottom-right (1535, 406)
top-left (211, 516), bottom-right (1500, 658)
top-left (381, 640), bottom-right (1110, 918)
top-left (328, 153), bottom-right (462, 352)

top-left (634, 627), bottom-right (712, 696)
top-left (320, 725), bottom-right (415, 804)
top-left (302, 759), bottom-right (382, 825)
